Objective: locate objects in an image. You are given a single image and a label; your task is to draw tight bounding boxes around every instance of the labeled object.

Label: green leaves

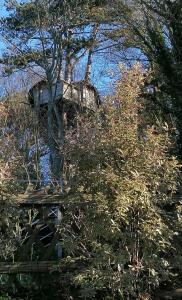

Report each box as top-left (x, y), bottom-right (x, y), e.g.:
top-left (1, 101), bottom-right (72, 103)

top-left (62, 64), bottom-right (180, 298)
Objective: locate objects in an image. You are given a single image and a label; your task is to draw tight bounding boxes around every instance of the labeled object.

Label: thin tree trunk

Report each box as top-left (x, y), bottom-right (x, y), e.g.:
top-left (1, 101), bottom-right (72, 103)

top-left (65, 56), bottom-right (72, 82)
top-left (85, 24), bottom-right (99, 83)
top-left (85, 49), bottom-right (93, 84)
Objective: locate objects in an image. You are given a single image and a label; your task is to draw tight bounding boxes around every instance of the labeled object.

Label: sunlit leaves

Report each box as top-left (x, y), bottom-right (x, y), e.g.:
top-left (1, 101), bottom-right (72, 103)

top-left (62, 64), bottom-right (180, 298)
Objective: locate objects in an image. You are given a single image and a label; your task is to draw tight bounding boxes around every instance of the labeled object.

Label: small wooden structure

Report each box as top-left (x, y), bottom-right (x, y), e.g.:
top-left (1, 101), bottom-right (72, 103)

top-left (17, 192), bottom-right (66, 207)
top-left (8, 191), bottom-right (67, 262)
top-left (28, 79), bottom-right (100, 111)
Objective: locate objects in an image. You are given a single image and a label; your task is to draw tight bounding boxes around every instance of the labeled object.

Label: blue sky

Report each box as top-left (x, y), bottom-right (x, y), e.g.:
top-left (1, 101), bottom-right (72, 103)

top-left (0, 0), bottom-right (8, 53)
top-left (0, 0), bottom-right (7, 16)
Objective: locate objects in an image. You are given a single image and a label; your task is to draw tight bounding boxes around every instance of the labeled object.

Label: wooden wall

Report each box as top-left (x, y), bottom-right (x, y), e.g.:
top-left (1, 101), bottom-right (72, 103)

top-left (32, 81), bottom-right (97, 110)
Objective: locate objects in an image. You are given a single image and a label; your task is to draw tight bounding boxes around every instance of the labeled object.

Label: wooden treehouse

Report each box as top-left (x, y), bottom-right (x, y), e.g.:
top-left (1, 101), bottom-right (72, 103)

top-left (28, 79), bottom-right (100, 130)
top-left (28, 79), bottom-right (100, 111)
top-left (0, 80), bottom-right (100, 275)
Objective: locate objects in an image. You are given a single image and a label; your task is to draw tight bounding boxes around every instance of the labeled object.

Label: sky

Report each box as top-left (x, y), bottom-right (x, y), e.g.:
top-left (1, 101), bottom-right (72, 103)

top-left (0, 0), bottom-right (8, 53)
top-left (0, 0), bottom-right (8, 16)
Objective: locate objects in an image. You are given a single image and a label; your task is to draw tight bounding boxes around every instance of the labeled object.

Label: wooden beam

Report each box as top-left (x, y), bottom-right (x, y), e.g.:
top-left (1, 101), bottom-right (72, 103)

top-left (16, 193), bottom-right (67, 206)
top-left (15, 192), bottom-right (93, 207)
top-left (0, 261), bottom-right (61, 274)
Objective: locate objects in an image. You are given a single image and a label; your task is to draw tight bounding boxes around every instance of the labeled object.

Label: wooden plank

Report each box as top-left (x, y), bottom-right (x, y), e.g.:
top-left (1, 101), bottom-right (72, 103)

top-left (15, 192), bottom-right (93, 207)
top-left (0, 261), bottom-right (60, 274)
top-left (16, 193), bottom-right (65, 206)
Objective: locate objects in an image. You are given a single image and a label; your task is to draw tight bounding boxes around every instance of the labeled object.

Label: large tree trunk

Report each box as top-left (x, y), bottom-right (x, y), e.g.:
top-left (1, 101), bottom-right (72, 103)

top-left (47, 78), bottom-right (64, 188)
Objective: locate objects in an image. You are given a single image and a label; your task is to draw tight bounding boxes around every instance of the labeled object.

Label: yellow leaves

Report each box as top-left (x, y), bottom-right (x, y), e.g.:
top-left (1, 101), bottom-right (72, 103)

top-left (0, 103), bottom-right (8, 119)
top-left (116, 63), bottom-right (145, 104)
top-left (62, 63), bottom-right (180, 296)
top-left (78, 185), bottom-right (85, 193)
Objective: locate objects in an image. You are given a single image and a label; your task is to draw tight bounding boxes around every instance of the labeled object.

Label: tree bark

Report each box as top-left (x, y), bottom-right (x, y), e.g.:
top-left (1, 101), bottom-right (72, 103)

top-left (85, 24), bottom-right (99, 83)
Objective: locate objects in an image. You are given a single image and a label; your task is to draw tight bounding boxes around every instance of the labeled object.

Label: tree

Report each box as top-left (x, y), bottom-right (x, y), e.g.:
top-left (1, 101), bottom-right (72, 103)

top-left (61, 64), bottom-right (180, 299)
top-left (0, 0), bottom-right (104, 186)
top-left (102, 0), bottom-right (182, 157)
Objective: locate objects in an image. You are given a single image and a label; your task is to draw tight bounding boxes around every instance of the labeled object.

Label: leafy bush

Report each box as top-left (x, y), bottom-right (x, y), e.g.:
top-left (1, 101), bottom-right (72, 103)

top-left (62, 64), bottom-right (180, 299)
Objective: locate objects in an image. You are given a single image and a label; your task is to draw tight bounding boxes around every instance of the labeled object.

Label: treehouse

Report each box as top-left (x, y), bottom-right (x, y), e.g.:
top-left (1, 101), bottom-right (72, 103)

top-left (0, 80), bottom-right (101, 275)
top-left (28, 79), bottom-right (100, 111)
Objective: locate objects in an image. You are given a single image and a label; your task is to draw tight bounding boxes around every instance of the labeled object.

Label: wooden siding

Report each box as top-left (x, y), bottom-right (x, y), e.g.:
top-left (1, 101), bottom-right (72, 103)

top-left (31, 80), bottom-right (97, 110)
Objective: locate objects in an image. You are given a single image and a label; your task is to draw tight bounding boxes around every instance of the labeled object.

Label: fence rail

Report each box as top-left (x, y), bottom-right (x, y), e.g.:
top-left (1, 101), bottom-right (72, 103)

top-left (0, 261), bottom-right (60, 274)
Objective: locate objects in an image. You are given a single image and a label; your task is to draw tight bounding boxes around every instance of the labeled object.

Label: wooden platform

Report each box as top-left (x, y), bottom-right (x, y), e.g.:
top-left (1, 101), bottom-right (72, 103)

top-left (16, 191), bottom-right (93, 207)
top-left (17, 193), bottom-right (65, 206)
top-left (0, 261), bottom-right (61, 274)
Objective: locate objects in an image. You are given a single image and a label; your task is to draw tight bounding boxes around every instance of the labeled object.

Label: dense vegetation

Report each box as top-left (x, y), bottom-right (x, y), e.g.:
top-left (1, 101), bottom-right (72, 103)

top-left (0, 0), bottom-right (182, 299)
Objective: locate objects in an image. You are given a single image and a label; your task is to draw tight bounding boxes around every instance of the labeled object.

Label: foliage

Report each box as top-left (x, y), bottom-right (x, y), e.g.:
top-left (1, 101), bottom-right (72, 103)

top-left (0, 65), bottom-right (181, 300)
top-left (0, 1), bottom-right (182, 297)
top-left (62, 64), bottom-right (180, 299)
top-left (105, 0), bottom-right (182, 156)
top-left (0, 93), bottom-right (44, 259)
top-left (0, 94), bottom-right (51, 298)
top-left (0, 100), bottom-right (20, 259)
